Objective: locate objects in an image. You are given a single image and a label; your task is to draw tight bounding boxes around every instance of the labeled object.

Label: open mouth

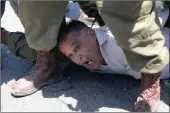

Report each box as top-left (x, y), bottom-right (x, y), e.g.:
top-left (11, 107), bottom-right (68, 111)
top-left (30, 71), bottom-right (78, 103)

top-left (85, 59), bottom-right (92, 65)
top-left (84, 59), bottom-right (93, 67)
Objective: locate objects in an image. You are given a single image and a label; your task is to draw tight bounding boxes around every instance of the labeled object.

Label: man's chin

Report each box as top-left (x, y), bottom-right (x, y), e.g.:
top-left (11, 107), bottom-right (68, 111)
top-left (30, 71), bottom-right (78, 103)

top-left (85, 66), bottom-right (96, 70)
top-left (82, 62), bottom-right (101, 70)
top-left (88, 65), bottom-right (101, 70)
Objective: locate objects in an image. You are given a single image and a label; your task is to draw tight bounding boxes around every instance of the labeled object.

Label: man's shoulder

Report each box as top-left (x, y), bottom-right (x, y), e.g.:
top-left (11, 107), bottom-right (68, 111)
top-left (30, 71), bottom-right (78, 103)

top-left (94, 25), bottom-right (113, 36)
top-left (94, 25), bottom-right (117, 48)
top-left (94, 25), bottom-right (109, 32)
top-left (94, 25), bottom-right (115, 40)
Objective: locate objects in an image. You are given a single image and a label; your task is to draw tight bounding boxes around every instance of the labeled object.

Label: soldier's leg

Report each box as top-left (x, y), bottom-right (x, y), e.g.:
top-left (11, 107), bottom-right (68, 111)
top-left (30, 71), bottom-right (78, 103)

top-left (18, 1), bottom-right (68, 51)
top-left (96, 1), bottom-right (169, 112)
top-left (9, 1), bottom-right (69, 97)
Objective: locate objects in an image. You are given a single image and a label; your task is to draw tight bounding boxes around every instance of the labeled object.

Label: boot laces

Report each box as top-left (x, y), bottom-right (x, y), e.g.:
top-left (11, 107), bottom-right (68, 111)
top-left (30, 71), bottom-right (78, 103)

top-left (140, 74), bottom-right (159, 102)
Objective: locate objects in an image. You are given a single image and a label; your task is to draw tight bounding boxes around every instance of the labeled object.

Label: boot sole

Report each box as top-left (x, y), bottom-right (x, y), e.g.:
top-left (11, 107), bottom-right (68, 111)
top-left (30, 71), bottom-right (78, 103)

top-left (11, 83), bottom-right (48, 97)
top-left (11, 70), bottom-right (63, 97)
top-left (11, 88), bottom-right (38, 97)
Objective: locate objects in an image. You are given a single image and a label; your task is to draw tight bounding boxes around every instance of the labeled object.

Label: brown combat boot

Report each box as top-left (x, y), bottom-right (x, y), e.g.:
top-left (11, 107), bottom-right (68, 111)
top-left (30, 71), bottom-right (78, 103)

top-left (11, 50), bottom-right (60, 97)
top-left (134, 72), bottom-right (161, 112)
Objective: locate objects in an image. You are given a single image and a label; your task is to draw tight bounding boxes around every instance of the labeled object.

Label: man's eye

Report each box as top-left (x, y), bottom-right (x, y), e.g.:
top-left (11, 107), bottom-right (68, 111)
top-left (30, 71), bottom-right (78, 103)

top-left (68, 54), bottom-right (73, 58)
top-left (75, 46), bottom-right (80, 52)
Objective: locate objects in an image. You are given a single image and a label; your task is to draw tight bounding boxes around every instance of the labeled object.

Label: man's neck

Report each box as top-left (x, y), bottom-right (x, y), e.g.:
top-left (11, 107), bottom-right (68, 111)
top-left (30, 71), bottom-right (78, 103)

top-left (94, 30), bottom-right (107, 66)
top-left (102, 58), bottom-right (107, 65)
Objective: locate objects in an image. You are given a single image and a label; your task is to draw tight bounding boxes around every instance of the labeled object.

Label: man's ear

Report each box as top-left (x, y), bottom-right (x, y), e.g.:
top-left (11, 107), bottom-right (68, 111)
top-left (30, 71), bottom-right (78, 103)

top-left (87, 27), bottom-right (96, 38)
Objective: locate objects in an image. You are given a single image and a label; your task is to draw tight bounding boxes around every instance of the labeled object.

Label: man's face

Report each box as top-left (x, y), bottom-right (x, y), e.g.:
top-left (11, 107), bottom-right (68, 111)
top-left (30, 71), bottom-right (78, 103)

top-left (59, 28), bottom-right (104, 70)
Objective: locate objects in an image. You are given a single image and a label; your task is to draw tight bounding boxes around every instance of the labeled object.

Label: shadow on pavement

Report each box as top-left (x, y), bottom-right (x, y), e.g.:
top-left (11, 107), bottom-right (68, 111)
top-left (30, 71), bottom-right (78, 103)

top-left (41, 63), bottom-right (139, 112)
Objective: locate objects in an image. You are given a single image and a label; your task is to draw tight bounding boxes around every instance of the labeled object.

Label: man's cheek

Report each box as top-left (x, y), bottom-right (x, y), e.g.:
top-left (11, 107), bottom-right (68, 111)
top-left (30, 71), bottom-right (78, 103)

top-left (79, 48), bottom-right (88, 55)
top-left (72, 59), bottom-right (79, 65)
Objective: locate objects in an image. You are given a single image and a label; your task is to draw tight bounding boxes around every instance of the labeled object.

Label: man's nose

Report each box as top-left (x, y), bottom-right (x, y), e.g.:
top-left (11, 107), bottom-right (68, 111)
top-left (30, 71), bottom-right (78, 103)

top-left (74, 54), bottom-right (84, 64)
top-left (74, 54), bottom-right (81, 63)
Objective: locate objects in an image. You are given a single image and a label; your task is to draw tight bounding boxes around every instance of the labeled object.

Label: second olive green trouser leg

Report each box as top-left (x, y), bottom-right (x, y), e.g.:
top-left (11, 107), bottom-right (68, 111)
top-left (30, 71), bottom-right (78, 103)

top-left (96, 1), bottom-right (169, 74)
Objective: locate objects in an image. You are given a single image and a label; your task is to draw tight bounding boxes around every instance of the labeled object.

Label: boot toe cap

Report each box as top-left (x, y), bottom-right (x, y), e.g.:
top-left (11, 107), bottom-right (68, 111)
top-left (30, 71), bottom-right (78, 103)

top-left (11, 78), bottom-right (37, 97)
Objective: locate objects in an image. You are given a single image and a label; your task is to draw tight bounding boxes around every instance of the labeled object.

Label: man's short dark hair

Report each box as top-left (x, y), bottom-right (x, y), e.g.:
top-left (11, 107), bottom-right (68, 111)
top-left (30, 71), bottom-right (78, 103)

top-left (57, 20), bottom-right (88, 46)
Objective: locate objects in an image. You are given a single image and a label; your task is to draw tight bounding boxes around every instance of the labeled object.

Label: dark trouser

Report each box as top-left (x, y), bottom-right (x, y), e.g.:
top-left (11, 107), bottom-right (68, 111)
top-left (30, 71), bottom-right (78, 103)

top-left (1, 0), bottom-right (6, 18)
top-left (2, 28), bottom-right (36, 61)
top-left (77, 1), bottom-right (105, 27)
